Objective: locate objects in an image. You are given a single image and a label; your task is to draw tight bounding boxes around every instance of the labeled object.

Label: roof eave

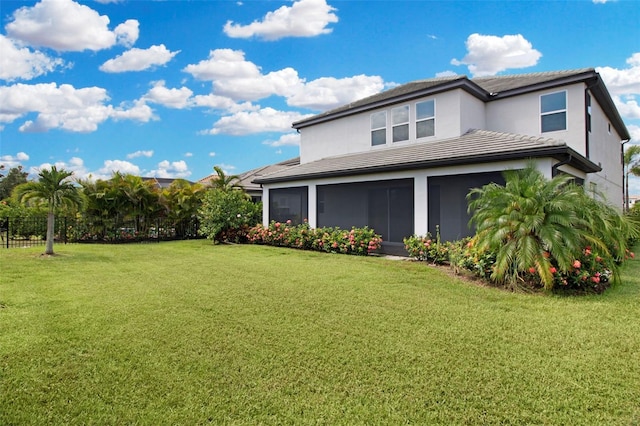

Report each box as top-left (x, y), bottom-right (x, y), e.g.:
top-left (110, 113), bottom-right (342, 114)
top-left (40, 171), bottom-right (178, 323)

top-left (254, 146), bottom-right (599, 185)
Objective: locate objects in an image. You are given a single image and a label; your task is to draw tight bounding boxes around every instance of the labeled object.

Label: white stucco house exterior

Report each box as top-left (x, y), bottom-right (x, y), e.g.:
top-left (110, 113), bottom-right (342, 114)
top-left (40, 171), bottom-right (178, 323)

top-left (254, 69), bottom-right (630, 254)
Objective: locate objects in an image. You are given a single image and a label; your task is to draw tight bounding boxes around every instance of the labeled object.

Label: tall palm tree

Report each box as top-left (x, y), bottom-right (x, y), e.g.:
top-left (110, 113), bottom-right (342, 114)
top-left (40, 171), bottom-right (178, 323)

top-left (14, 166), bottom-right (83, 255)
top-left (624, 145), bottom-right (640, 211)
top-left (209, 166), bottom-right (242, 191)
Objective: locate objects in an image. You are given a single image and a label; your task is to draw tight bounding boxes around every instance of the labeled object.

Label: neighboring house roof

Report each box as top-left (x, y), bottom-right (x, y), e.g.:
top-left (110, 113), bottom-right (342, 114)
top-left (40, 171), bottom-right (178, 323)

top-left (293, 69), bottom-right (630, 141)
top-left (199, 157), bottom-right (300, 192)
top-left (142, 177), bottom-right (192, 189)
top-left (253, 129), bottom-right (600, 184)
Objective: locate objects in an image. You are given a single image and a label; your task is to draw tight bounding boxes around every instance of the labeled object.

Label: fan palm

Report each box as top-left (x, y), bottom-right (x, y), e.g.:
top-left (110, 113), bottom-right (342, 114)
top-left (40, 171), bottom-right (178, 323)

top-left (14, 166), bottom-right (83, 255)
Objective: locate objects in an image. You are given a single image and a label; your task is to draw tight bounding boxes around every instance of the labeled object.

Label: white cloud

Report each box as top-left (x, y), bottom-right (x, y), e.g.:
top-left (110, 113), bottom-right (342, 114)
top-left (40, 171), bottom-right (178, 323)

top-left (100, 44), bottom-right (179, 73)
top-left (209, 152), bottom-right (216, 157)
top-left (148, 160), bottom-right (191, 179)
top-left (32, 157), bottom-right (88, 179)
top-left (0, 35), bottom-right (65, 81)
top-left (263, 133), bottom-right (300, 147)
top-left (0, 83), bottom-right (154, 132)
top-left (628, 125), bottom-right (640, 143)
top-left (223, 0), bottom-right (338, 41)
top-left (184, 152), bottom-right (193, 157)
top-left (127, 150), bottom-right (154, 159)
top-left (202, 107), bottom-right (312, 135)
top-left (143, 81), bottom-right (193, 109)
top-left (598, 53), bottom-right (640, 120)
top-left (0, 152), bottom-right (30, 169)
top-left (6, 0), bottom-right (139, 51)
top-left (451, 33), bottom-right (542, 77)
top-left (184, 49), bottom-right (384, 110)
top-left (114, 19), bottom-right (139, 48)
top-left (98, 159), bottom-right (141, 177)
top-left (435, 70), bottom-right (458, 78)
top-left (286, 74), bottom-right (384, 110)
top-left (598, 53), bottom-right (640, 96)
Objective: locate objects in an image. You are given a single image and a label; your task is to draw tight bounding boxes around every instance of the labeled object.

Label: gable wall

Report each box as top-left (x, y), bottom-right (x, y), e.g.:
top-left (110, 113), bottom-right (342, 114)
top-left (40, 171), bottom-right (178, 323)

top-left (299, 89), bottom-right (478, 164)
top-left (485, 83), bottom-right (587, 155)
top-left (585, 91), bottom-right (624, 206)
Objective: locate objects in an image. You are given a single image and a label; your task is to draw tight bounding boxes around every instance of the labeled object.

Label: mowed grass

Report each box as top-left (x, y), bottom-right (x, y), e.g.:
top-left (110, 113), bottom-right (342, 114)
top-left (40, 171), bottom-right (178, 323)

top-left (1, 241), bottom-right (640, 425)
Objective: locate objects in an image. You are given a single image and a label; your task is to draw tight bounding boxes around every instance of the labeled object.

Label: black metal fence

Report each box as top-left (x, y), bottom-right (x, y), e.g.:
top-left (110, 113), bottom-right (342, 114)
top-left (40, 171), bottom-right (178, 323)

top-left (1, 216), bottom-right (203, 248)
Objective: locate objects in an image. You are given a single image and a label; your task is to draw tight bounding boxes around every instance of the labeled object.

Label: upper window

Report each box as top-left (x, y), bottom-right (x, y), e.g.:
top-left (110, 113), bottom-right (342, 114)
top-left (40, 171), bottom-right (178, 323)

top-left (416, 100), bottom-right (435, 138)
top-left (392, 105), bottom-right (409, 142)
top-left (371, 111), bottom-right (386, 146)
top-left (541, 91), bottom-right (567, 133)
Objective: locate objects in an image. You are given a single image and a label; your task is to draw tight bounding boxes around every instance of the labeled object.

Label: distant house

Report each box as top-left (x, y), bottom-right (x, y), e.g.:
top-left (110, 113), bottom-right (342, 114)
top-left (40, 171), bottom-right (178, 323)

top-left (199, 158), bottom-right (299, 202)
top-left (254, 69), bottom-right (630, 254)
top-left (142, 177), bottom-right (192, 189)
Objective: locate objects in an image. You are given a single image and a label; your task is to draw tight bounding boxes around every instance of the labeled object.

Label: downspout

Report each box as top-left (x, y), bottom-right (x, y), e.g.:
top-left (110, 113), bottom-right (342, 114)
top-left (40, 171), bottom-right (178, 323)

top-left (552, 154), bottom-right (572, 177)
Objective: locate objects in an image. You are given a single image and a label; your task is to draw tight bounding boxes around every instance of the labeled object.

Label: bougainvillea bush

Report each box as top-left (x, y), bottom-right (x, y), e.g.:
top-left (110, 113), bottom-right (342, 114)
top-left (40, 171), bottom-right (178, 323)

top-left (247, 220), bottom-right (382, 256)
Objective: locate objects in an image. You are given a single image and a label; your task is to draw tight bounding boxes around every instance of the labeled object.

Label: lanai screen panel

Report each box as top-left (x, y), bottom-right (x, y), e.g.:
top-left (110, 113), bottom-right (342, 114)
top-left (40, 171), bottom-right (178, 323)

top-left (317, 179), bottom-right (414, 243)
top-left (269, 187), bottom-right (308, 225)
top-left (428, 171), bottom-right (505, 242)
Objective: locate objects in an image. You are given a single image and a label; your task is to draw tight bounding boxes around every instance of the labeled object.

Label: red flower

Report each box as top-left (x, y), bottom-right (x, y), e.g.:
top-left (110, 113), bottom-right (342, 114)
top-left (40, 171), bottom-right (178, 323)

top-left (573, 260), bottom-right (581, 269)
top-left (528, 267), bottom-right (536, 274)
top-left (549, 267), bottom-right (557, 274)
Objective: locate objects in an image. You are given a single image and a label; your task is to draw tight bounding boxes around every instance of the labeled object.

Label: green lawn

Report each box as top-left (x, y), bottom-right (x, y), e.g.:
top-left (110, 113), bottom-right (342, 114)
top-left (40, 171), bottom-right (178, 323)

top-left (1, 241), bottom-right (639, 425)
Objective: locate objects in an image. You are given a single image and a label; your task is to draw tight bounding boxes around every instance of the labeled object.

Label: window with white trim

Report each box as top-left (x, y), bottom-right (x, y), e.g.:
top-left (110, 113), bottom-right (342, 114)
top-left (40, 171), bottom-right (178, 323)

top-left (416, 100), bottom-right (435, 138)
top-left (541, 91), bottom-right (567, 132)
top-left (371, 111), bottom-right (386, 146)
top-left (392, 105), bottom-right (409, 142)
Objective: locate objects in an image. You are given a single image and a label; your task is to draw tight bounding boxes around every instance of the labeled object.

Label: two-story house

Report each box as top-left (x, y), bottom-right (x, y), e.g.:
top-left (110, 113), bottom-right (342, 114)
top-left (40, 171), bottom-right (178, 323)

top-left (254, 69), bottom-right (630, 254)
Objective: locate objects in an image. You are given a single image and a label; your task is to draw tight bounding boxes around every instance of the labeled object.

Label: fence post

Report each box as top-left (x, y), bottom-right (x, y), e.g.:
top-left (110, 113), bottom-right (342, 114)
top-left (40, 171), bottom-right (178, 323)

top-left (3, 218), bottom-right (8, 249)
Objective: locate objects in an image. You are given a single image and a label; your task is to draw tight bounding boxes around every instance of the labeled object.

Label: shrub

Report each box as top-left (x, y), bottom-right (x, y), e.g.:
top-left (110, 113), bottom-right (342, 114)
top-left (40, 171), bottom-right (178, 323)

top-left (467, 164), bottom-right (639, 291)
top-left (248, 221), bottom-right (382, 256)
top-left (198, 189), bottom-right (262, 243)
top-left (403, 229), bottom-right (450, 265)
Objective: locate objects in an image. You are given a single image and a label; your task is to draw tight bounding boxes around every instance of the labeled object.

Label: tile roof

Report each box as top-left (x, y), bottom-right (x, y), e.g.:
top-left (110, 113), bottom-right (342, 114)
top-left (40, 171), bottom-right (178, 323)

top-left (254, 129), bottom-right (600, 184)
top-left (200, 157), bottom-right (300, 192)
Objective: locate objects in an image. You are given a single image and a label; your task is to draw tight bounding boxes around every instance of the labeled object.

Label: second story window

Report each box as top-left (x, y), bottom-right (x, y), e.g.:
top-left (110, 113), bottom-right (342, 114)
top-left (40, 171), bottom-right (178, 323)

top-left (371, 111), bottom-right (386, 146)
top-left (392, 105), bottom-right (409, 142)
top-left (541, 91), bottom-right (567, 133)
top-left (416, 100), bottom-right (435, 138)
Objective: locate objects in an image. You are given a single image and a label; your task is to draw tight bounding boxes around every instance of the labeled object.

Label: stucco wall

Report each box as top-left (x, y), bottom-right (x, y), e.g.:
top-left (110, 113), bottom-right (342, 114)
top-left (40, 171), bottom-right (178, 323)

top-left (485, 83), bottom-right (587, 155)
top-left (299, 89), bottom-right (476, 164)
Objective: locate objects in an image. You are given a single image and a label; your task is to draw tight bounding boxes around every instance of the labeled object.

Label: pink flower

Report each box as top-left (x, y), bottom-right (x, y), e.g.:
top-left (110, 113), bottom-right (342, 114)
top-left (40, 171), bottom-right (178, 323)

top-left (573, 260), bottom-right (581, 269)
top-left (549, 267), bottom-right (557, 274)
top-left (528, 267), bottom-right (536, 274)
top-left (592, 276), bottom-right (600, 283)
top-left (631, 252), bottom-right (636, 259)
top-left (286, 219), bottom-right (292, 225)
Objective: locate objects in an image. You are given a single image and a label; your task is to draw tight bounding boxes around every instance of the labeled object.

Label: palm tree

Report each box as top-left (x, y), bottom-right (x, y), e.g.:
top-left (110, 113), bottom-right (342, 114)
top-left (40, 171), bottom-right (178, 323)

top-left (468, 165), bottom-right (591, 290)
top-left (624, 145), bottom-right (640, 211)
top-left (468, 164), bottom-right (638, 290)
top-left (14, 166), bottom-right (83, 255)
top-left (209, 166), bottom-right (242, 191)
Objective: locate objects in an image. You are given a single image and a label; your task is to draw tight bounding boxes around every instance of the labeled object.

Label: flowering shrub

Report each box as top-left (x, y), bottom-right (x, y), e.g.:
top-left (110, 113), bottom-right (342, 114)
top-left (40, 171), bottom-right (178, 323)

top-left (523, 246), bottom-right (618, 293)
top-left (403, 233), bottom-right (449, 264)
top-left (247, 220), bottom-right (382, 256)
top-left (404, 232), bottom-right (631, 294)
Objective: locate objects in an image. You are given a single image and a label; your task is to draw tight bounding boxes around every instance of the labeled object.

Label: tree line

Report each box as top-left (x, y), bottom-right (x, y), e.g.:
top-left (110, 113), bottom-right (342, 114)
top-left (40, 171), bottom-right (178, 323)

top-left (1, 165), bottom-right (261, 255)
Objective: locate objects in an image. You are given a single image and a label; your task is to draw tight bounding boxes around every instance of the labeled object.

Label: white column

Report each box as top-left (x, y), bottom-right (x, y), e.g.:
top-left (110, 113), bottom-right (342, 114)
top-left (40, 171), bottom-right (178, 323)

top-left (414, 174), bottom-right (428, 236)
top-left (262, 187), bottom-right (269, 226)
top-left (307, 184), bottom-right (317, 228)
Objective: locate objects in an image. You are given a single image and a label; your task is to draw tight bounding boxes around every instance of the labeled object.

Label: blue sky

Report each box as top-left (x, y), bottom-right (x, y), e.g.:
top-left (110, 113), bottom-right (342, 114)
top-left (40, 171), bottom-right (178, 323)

top-left (1, 0), bottom-right (639, 189)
